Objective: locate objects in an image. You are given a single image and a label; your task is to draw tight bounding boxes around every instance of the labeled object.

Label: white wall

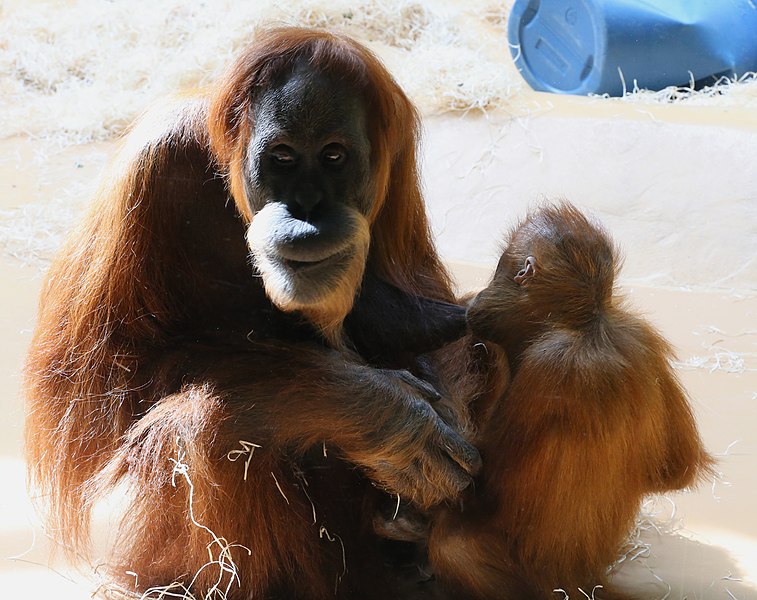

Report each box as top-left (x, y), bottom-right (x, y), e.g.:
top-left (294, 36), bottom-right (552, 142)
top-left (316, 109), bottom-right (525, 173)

top-left (422, 95), bottom-right (757, 294)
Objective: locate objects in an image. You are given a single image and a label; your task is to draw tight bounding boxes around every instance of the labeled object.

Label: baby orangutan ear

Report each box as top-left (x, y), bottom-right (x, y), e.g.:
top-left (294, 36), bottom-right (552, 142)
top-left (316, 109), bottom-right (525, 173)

top-left (513, 256), bottom-right (536, 286)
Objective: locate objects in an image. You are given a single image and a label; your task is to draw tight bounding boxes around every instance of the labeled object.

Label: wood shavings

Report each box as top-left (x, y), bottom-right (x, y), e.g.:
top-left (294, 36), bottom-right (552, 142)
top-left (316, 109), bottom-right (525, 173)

top-left (608, 498), bottom-right (680, 600)
top-left (2, 0), bottom-right (756, 146)
top-left (270, 471), bottom-right (290, 505)
top-left (392, 493), bottom-right (401, 520)
top-left (0, 197), bottom-right (85, 267)
top-left (318, 525), bottom-right (347, 594)
top-left (0, 0), bottom-right (522, 145)
top-left (616, 72), bottom-right (757, 108)
top-left (226, 440), bottom-right (261, 482)
top-left (121, 436), bottom-right (254, 600)
top-left (673, 350), bottom-right (756, 374)
top-left (552, 586), bottom-right (605, 600)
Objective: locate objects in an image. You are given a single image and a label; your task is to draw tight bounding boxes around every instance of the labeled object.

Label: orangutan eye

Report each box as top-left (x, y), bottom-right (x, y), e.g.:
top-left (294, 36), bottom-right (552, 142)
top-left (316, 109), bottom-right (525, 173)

top-left (321, 143), bottom-right (347, 166)
top-left (270, 145), bottom-right (297, 166)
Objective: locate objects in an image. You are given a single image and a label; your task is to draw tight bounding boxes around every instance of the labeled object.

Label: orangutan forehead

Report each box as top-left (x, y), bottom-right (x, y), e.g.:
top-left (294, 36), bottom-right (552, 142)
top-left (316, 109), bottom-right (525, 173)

top-left (252, 61), bottom-right (368, 143)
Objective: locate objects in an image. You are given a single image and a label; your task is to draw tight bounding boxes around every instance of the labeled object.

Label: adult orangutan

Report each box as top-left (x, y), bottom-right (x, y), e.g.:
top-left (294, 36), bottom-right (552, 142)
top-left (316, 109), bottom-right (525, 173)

top-left (24, 27), bottom-right (482, 599)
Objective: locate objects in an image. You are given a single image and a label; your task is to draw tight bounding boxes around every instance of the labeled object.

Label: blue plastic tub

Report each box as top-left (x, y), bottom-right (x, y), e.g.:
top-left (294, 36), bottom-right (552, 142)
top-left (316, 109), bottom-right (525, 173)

top-left (508, 0), bottom-right (757, 96)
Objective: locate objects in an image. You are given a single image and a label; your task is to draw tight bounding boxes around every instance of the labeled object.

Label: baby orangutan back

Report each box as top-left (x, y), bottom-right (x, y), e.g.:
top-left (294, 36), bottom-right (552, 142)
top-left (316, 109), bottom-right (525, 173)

top-left (429, 203), bottom-right (714, 599)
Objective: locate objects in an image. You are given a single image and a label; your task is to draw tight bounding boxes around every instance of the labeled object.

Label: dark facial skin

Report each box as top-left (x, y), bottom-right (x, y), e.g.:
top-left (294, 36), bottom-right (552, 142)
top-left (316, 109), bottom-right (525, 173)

top-left (244, 62), bottom-right (374, 306)
top-left (247, 62), bottom-right (373, 219)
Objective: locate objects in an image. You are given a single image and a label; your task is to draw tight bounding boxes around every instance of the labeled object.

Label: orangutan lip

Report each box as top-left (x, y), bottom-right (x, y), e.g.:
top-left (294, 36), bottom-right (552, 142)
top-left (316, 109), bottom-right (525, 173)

top-left (283, 257), bottom-right (328, 271)
top-left (281, 247), bottom-right (350, 273)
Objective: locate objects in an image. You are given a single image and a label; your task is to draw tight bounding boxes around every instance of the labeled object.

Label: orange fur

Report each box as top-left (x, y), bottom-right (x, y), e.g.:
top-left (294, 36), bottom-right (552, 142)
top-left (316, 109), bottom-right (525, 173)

top-left (24, 28), bottom-right (466, 599)
top-left (23, 27), bottom-right (707, 600)
top-left (430, 203), bottom-right (715, 599)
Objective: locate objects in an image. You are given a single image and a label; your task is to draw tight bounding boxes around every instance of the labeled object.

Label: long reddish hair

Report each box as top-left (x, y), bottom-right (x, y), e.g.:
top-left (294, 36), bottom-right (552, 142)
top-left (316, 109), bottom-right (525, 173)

top-left (25, 27), bottom-right (453, 552)
top-left (208, 27), bottom-right (453, 300)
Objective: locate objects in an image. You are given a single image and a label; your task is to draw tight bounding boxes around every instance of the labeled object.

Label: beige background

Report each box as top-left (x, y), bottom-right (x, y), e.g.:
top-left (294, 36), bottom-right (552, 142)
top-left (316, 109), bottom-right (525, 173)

top-left (1, 1), bottom-right (756, 597)
top-left (1, 104), bottom-right (756, 598)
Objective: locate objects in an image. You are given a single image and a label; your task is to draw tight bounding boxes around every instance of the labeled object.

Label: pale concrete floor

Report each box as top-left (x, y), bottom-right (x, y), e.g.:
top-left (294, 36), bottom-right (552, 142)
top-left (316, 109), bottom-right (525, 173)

top-left (1, 130), bottom-right (755, 599)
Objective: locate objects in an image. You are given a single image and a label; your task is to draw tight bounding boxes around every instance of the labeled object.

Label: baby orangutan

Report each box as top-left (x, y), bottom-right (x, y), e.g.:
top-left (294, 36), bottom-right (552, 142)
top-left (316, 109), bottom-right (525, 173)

top-left (426, 203), bottom-right (714, 599)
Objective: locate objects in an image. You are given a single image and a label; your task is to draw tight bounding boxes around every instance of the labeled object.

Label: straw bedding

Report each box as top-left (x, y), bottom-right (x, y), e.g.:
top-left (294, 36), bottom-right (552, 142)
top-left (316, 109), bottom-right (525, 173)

top-left (1, 0), bottom-right (755, 266)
